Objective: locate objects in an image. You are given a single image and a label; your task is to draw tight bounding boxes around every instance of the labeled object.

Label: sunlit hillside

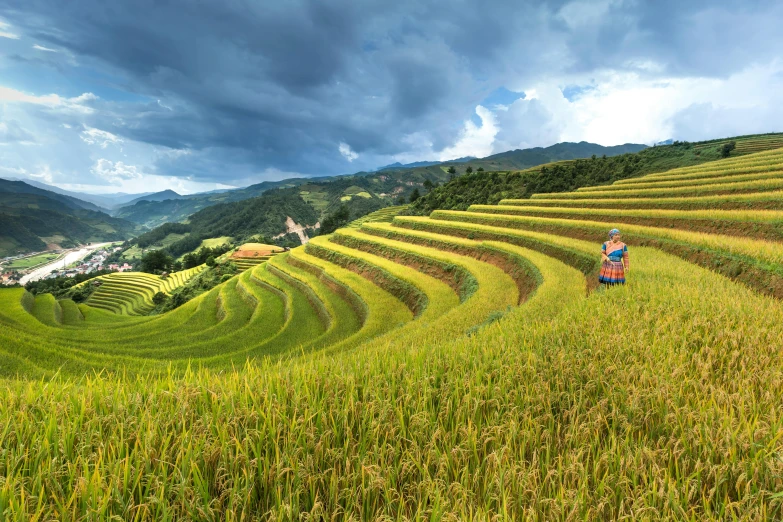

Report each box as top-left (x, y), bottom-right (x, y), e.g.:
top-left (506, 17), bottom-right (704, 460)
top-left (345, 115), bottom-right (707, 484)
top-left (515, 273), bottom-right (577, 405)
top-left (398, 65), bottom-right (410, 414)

top-left (2, 139), bottom-right (783, 519)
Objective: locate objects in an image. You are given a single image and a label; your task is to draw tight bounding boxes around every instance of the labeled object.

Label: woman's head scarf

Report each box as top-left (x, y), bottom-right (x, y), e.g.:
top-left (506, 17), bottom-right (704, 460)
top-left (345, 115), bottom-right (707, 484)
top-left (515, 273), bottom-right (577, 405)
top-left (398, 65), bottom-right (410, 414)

top-left (609, 228), bottom-right (621, 239)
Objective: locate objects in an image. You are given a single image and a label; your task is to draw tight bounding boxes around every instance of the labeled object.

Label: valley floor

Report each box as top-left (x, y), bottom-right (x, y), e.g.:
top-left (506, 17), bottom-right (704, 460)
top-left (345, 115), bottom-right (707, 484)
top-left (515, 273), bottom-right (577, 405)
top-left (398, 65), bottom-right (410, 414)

top-left (18, 242), bottom-right (114, 285)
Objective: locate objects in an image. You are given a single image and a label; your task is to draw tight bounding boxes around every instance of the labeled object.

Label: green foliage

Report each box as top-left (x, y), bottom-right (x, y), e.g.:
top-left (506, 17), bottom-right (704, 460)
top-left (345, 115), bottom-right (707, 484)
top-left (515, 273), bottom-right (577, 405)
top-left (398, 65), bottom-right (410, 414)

top-left (66, 283), bottom-right (97, 303)
top-left (408, 188), bottom-right (421, 203)
top-left (720, 140), bottom-right (737, 158)
top-left (155, 261), bottom-right (238, 313)
top-left (139, 249), bottom-right (174, 274)
top-left (24, 269), bottom-right (113, 300)
top-left (185, 188), bottom-right (320, 240)
top-left (0, 180), bottom-right (141, 257)
top-left (182, 244), bottom-right (231, 269)
top-left (164, 232), bottom-right (203, 257)
top-left (4, 141), bottom-right (783, 519)
top-left (407, 136), bottom-right (771, 215)
top-left (152, 291), bottom-right (167, 305)
top-left (5, 253), bottom-right (60, 270)
top-left (133, 222), bottom-right (192, 248)
top-left (273, 233), bottom-right (302, 248)
top-left (320, 204), bottom-right (351, 234)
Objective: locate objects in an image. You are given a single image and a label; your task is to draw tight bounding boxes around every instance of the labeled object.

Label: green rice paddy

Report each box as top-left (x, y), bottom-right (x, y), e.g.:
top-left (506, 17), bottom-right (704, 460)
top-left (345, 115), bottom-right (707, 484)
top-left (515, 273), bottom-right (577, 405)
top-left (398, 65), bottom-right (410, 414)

top-left (1, 137), bottom-right (783, 520)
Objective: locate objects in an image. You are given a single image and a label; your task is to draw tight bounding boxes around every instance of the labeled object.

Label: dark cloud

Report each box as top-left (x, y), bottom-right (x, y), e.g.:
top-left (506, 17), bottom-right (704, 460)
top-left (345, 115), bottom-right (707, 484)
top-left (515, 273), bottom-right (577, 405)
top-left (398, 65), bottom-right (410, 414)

top-left (559, 0), bottom-right (783, 78)
top-left (1, 0), bottom-right (782, 184)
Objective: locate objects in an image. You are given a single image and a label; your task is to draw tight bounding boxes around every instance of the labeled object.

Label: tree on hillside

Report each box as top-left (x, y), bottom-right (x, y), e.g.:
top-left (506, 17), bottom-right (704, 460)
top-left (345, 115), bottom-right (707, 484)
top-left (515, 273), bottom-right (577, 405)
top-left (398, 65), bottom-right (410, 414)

top-left (447, 166), bottom-right (456, 174)
top-left (320, 204), bottom-right (351, 234)
top-left (139, 249), bottom-right (173, 274)
top-left (720, 141), bottom-right (736, 158)
top-left (152, 292), bottom-right (168, 305)
top-left (409, 188), bottom-right (421, 203)
top-left (465, 166), bottom-right (473, 174)
top-left (423, 179), bottom-right (434, 192)
top-left (477, 167), bottom-right (484, 172)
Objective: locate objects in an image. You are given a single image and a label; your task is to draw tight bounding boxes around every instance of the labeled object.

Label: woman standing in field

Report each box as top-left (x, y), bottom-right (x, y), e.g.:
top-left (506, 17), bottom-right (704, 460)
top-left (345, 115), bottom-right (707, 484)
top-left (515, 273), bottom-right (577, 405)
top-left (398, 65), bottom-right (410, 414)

top-left (599, 229), bottom-right (629, 285)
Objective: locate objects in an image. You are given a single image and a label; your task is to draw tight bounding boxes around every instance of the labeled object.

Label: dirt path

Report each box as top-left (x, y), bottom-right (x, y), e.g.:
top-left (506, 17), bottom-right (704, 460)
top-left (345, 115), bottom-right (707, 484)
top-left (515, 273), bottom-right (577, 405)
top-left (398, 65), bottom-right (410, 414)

top-left (274, 217), bottom-right (319, 245)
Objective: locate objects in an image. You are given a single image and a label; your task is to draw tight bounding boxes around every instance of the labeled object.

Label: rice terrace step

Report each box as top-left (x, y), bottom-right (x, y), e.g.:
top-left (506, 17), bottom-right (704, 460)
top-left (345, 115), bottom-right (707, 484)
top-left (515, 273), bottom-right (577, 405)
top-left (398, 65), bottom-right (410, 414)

top-left (2, 141), bottom-right (783, 518)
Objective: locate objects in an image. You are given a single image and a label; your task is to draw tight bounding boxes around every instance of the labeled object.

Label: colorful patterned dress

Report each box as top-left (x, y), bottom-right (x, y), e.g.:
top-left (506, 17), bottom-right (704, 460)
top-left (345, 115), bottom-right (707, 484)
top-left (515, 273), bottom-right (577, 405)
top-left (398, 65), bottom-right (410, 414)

top-left (599, 241), bottom-right (629, 285)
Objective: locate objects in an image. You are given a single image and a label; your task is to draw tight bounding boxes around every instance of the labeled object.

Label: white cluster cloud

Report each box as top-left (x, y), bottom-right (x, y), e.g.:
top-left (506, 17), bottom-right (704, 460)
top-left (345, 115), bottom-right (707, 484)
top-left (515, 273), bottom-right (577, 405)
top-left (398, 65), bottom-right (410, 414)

top-left (32, 44), bottom-right (58, 52)
top-left (0, 86), bottom-right (96, 115)
top-left (339, 142), bottom-right (358, 162)
top-left (80, 127), bottom-right (124, 148)
top-left (28, 165), bottom-right (56, 184)
top-left (91, 159), bottom-right (143, 185)
top-left (438, 106), bottom-right (498, 161)
top-left (436, 61), bottom-right (783, 160)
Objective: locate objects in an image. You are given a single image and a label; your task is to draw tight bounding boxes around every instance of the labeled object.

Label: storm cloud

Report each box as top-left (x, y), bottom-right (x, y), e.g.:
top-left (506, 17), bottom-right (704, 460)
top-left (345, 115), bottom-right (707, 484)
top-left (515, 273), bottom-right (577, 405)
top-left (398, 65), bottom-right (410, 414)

top-left (1, 0), bottom-right (782, 192)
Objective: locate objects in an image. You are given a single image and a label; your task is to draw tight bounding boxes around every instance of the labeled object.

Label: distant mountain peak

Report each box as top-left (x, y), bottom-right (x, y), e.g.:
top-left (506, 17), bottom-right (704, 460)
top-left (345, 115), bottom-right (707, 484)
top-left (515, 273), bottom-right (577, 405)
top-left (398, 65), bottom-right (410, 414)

top-left (121, 189), bottom-right (184, 208)
top-left (375, 156), bottom-right (476, 171)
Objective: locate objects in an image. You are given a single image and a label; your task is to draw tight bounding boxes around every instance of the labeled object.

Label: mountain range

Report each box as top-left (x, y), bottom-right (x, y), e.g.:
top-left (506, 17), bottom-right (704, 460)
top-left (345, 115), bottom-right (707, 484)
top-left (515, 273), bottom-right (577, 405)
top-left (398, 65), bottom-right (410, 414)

top-left (375, 156), bottom-right (476, 171)
top-left (13, 180), bottom-right (157, 211)
top-left (111, 141), bottom-right (647, 228)
top-left (0, 179), bottom-right (142, 257)
top-left (1, 140), bottom-right (647, 257)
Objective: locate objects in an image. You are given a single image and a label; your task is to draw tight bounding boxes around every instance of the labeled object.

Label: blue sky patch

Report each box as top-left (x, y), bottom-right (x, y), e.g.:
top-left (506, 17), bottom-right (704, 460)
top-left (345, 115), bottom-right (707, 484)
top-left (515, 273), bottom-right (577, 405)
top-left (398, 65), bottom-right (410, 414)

top-left (481, 87), bottom-right (526, 108)
top-left (561, 84), bottom-right (596, 102)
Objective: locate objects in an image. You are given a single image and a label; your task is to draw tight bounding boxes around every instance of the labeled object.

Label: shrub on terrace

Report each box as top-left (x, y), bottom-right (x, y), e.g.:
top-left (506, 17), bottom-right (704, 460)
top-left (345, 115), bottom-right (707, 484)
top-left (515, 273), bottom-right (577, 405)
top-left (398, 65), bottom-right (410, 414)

top-left (720, 141), bottom-right (737, 158)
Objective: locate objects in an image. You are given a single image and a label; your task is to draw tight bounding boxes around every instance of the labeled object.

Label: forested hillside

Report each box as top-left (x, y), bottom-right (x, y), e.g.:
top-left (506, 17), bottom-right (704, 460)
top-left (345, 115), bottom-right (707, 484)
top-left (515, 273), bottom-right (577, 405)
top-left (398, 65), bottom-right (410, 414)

top-left (113, 177), bottom-right (333, 228)
top-left (409, 133), bottom-right (782, 214)
top-left (113, 141), bottom-right (647, 229)
top-left (0, 180), bottom-right (141, 257)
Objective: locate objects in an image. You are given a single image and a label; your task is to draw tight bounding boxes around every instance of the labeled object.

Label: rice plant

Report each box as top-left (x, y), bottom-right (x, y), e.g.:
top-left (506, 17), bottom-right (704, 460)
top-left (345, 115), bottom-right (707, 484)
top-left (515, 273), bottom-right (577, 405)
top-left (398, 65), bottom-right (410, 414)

top-left (2, 145), bottom-right (783, 520)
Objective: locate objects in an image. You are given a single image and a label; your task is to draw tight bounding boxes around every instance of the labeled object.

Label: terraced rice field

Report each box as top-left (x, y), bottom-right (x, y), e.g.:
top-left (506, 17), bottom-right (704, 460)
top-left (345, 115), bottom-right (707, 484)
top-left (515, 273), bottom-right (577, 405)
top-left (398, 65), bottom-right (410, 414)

top-left (346, 204), bottom-right (409, 228)
top-left (85, 266), bottom-right (205, 315)
top-left (229, 242), bottom-right (285, 270)
top-left (1, 145), bottom-right (783, 519)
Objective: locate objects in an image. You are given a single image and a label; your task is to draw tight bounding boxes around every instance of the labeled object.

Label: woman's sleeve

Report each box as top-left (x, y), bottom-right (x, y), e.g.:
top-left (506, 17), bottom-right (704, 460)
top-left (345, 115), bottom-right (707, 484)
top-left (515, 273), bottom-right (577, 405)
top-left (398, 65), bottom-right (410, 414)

top-left (601, 242), bottom-right (606, 253)
top-left (623, 245), bottom-right (629, 268)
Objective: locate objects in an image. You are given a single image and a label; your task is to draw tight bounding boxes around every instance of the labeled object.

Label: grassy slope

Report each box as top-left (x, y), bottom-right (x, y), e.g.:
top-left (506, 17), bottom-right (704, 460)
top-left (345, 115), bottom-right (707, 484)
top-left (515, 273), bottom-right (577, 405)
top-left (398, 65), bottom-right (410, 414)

top-left (1, 248), bottom-right (781, 519)
top-left (409, 132), bottom-right (783, 214)
top-left (0, 182), bottom-right (141, 257)
top-left (120, 232), bottom-right (188, 261)
top-left (4, 253), bottom-right (61, 270)
top-left (2, 136), bottom-right (783, 519)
